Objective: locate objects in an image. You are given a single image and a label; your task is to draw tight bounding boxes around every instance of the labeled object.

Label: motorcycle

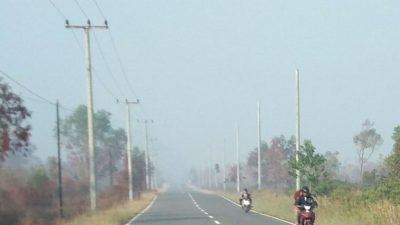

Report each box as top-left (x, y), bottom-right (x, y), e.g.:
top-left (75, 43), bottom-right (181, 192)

top-left (242, 197), bottom-right (252, 213)
top-left (298, 203), bottom-right (315, 225)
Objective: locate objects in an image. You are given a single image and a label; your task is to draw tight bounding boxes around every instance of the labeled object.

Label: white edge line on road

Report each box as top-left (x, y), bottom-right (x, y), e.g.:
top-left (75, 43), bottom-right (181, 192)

top-left (219, 195), bottom-right (295, 225)
top-left (125, 195), bottom-right (158, 225)
top-left (214, 220), bottom-right (220, 224)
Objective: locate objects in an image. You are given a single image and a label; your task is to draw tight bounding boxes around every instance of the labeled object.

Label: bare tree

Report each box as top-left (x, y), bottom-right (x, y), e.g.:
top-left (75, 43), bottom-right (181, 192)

top-left (353, 120), bottom-right (383, 185)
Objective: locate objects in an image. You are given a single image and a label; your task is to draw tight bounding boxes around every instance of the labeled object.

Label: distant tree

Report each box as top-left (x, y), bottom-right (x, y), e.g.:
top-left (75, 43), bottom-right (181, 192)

top-left (0, 79), bottom-right (31, 161)
top-left (385, 126), bottom-right (400, 180)
top-left (288, 140), bottom-right (326, 190)
top-left (60, 105), bottom-right (125, 183)
top-left (362, 169), bottom-right (380, 187)
top-left (324, 151), bottom-right (341, 179)
top-left (263, 136), bottom-right (293, 188)
top-left (247, 135), bottom-right (294, 188)
top-left (116, 147), bottom-right (146, 192)
top-left (353, 120), bottom-right (383, 184)
top-left (103, 128), bottom-right (126, 186)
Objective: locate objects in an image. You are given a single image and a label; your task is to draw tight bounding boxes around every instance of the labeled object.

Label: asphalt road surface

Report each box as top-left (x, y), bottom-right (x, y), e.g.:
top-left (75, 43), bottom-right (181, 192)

top-left (127, 188), bottom-right (294, 225)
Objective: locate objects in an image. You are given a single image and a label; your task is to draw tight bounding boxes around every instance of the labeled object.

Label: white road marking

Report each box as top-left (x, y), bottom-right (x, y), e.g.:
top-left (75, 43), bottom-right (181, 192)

top-left (219, 195), bottom-right (294, 225)
top-left (125, 195), bottom-right (158, 225)
top-left (189, 193), bottom-right (222, 224)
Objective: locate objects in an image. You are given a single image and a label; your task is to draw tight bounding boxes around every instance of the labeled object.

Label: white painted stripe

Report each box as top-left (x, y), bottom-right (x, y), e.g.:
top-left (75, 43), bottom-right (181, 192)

top-left (125, 195), bottom-right (158, 225)
top-left (204, 212), bottom-right (209, 215)
top-left (219, 195), bottom-right (294, 225)
top-left (214, 220), bottom-right (221, 224)
top-left (209, 215), bottom-right (214, 219)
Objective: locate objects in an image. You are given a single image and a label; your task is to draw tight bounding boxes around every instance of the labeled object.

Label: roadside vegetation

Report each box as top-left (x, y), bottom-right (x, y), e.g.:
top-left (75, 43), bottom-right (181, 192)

top-left (55, 191), bottom-right (156, 225)
top-left (194, 121), bottom-right (400, 225)
top-left (0, 79), bottom-right (155, 225)
top-left (220, 188), bottom-right (400, 225)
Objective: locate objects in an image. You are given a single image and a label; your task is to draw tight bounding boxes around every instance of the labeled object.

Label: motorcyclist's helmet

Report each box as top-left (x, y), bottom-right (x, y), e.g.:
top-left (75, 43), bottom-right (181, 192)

top-left (244, 188), bottom-right (248, 192)
top-left (301, 186), bottom-right (310, 194)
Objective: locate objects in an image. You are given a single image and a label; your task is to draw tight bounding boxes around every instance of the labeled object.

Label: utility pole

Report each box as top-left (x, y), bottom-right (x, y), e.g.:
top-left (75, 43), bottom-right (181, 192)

top-left (66, 19), bottom-right (108, 211)
top-left (208, 151), bottom-right (212, 189)
top-left (144, 120), bottom-right (153, 190)
top-left (123, 99), bottom-right (139, 200)
top-left (295, 69), bottom-right (301, 190)
top-left (56, 101), bottom-right (63, 218)
top-left (222, 140), bottom-right (226, 192)
top-left (236, 124), bottom-right (240, 193)
top-left (257, 101), bottom-right (261, 190)
top-left (149, 134), bottom-right (157, 190)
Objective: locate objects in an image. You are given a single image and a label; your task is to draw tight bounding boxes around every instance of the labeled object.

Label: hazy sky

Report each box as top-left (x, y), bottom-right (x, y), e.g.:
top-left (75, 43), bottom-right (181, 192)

top-left (2, 0), bottom-right (400, 180)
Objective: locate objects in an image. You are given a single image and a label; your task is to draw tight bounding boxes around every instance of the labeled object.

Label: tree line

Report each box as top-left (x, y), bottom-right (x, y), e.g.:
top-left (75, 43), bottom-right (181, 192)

top-left (0, 79), bottom-right (150, 225)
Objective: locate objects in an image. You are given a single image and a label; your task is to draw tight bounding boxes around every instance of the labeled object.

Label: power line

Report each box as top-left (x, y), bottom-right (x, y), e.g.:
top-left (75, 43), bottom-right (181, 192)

top-left (107, 30), bottom-right (139, 100)
top-left (89, 0), bottom-right (150, 119)
top-left (92, 31), bottom-right (126, 98)
top-left (92, 67), bottom-right (119, 101)
top-left (47, 0), bottom-right (117, 101)
top-left (91, 0), bottom-right (107, 20)
top-left (107, 30), bottom-right (152, 119)
top-left (46, 0), bottom-right (84, 51)
top-left (48, 0), bottom-right (68, 19)
top-left (0, 69), bottom-right (55, 106)
top-left (73, 0), bottom-right (90, 20)
top-left (46, 0), bottom-right (149, 118)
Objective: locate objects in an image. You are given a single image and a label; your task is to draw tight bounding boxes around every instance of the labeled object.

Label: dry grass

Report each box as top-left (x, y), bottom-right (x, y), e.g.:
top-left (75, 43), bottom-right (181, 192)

top-left (218, 190), bottom-right (400, 225)
top-left (55, 191), bottom-right (157, 225)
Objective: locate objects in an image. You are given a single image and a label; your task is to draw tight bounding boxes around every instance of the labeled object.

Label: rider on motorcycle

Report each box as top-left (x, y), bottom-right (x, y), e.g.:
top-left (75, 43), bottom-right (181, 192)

top-left (239, 188), bottom-right (252, 206)
top-left (294, 186), bottom-right (318, 225)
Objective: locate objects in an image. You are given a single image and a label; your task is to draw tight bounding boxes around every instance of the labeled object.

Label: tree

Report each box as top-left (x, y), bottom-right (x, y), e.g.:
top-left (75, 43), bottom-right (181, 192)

top-left (353, 120), bottom-right (383, 184)
top-left (385, 126), bottom-right (400, 180)
top-left (263, 136), bottom-right (293, 188)
top-left (324, 151), bottom-right (340, 179)
top-left (247, 135), bottom-right (294, 188)
top-left (288, 140), bottom-right (326, 190)
top-left (0, 79), bottom-right (31, 161)
top-left (60, 105), bottom-right (125, 183)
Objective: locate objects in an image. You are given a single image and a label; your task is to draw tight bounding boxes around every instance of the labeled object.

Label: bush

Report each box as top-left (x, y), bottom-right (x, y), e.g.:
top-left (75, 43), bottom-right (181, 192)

top-left (364, 179), bottom-right (400, 204)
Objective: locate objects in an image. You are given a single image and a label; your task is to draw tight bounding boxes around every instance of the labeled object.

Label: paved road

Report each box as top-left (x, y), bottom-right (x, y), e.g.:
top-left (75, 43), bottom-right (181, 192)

top-left (128, 189), bottom-right (294, 225)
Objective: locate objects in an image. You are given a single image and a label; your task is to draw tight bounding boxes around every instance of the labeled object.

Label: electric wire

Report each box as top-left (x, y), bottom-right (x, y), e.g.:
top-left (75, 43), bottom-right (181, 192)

top-left (89, 0), bottom-right (151, 119)
top-left (47, 0), bottom-right (68, 19)
top-left (92, 31), bottom-right (126, 98)
top-left (91, 0), bottom-right (107, 20)
top-left (106, 30), bottom-right (139, 100)
top-left (47, 0), bottom-right (120, 102)
top-left (73, 0), bottom-right (90, 20)
top-left (47, 0), bottom-right (149, 118)
top-left (0, 69), bottom-right (55, 106)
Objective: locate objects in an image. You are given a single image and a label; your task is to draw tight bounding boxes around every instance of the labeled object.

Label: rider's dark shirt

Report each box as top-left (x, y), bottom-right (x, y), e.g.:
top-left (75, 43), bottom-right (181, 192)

top-left (294, 195), bottom-right (317, 207)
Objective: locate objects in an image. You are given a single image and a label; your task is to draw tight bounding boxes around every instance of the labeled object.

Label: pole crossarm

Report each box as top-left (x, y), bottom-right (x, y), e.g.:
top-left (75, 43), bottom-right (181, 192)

top-left (65, 20), bottom-right (109, 29)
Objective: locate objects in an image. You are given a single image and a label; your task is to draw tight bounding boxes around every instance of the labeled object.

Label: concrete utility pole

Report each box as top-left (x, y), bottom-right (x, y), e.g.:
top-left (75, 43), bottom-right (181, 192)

top-left (236, 124), bottom-right (240, 193)
top-left (124, 99), bottom-right (139, 200)
top-left (144, 120), bottom-right (153, 190)
top-left (66, 20), bottom-right (108, 211)
top-left (56, 101), bottom-right (63, 218)
top-left (257, 101), bottom-right (262, 190)
top-left (295, 69), bottom-right (301, 190)
top-left (208, 151), bottom-right (212, 189)
top-left (222, 140), bottom-right (226, 192)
